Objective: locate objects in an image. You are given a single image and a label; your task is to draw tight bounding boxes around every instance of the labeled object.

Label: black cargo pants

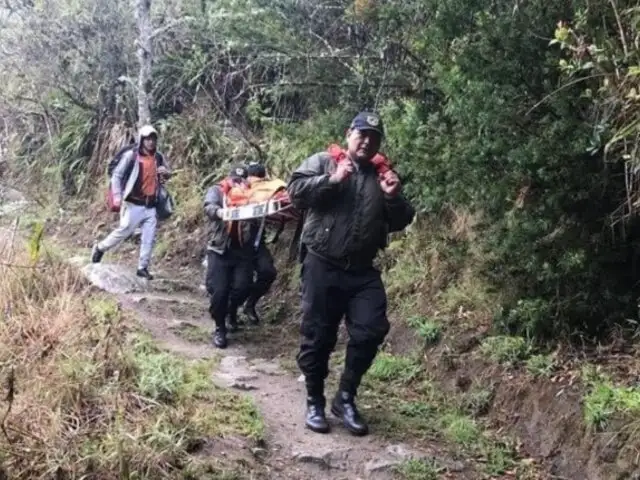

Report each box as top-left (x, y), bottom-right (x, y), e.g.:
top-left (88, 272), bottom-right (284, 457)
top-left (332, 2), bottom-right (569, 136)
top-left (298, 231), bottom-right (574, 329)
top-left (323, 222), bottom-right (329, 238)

top-left (206, 249), bottom-right (253, 331)
top-left (245, 243), bottom-right (277, 305)
top-left (297, 252), bottom-right (390, 399)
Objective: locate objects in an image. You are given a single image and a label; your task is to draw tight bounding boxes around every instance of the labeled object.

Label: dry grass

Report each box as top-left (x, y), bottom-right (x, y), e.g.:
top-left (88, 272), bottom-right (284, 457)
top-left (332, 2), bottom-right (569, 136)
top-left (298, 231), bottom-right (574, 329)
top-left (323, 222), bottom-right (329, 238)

top-left (0, 232), bottom-right (264, 479)
top-left (165, 167), bottom-right (206, 231)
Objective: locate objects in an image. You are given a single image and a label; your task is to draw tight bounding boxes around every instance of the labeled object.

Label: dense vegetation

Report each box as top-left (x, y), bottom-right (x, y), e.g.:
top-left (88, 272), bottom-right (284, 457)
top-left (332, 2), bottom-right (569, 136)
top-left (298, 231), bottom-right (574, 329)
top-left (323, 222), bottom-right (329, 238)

top-left (2, 0), bottom-right (640, 342)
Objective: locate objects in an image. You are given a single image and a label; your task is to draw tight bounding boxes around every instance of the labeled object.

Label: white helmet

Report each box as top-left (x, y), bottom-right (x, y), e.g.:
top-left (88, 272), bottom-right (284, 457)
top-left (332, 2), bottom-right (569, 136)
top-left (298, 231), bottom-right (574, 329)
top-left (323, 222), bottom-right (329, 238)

top-left (138, 125), bottom-right (158, 139)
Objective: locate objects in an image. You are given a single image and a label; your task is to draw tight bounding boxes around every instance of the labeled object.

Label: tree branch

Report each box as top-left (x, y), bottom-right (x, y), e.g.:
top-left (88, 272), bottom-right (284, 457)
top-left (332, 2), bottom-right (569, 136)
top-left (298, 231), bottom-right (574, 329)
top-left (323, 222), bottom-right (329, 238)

top-left (58, 86), bottom-right (95, 112)
top-left (150, 17), bottom-right (194, 40)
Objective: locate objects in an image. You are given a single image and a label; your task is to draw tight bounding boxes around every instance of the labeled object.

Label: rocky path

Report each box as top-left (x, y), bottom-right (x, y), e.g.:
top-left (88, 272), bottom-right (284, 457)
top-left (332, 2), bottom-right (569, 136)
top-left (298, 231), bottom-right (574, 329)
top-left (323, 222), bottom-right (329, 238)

top-left (74, 261), bottom-right (468, 479)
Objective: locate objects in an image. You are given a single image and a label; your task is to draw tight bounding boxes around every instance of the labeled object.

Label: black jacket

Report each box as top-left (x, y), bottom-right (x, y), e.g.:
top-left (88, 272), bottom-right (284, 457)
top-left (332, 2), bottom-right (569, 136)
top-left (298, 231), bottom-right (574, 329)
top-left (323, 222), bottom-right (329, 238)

top-left (287, 151), bottom-right (415, 267)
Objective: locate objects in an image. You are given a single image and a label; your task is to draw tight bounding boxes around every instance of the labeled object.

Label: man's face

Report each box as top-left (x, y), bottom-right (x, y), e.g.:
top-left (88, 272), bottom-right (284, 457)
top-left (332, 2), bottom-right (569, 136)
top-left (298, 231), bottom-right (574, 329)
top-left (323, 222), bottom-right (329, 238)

top-left (346, 128), bottom-right (382, 162)
top-left (142, 135), bottom-right (157, 152)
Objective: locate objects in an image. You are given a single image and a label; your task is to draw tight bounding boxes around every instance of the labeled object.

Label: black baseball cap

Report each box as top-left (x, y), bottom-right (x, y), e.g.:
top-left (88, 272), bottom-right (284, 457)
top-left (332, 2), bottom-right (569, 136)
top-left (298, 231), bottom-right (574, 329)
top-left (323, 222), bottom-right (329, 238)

top-left (229, 164), bottom-right (248, 179)
top-left (247, 162), bottom-right (266, 178)
top-left (350, 111), bottom-right (384, 137)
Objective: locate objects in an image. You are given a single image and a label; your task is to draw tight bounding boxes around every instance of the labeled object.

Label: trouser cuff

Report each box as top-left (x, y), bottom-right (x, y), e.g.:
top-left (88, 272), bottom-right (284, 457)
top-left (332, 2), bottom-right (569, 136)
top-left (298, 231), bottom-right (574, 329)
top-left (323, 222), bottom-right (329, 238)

top-left (338, 369), bottom-right (361, 396)
top-left (305, 378), bottom-right (325, 399)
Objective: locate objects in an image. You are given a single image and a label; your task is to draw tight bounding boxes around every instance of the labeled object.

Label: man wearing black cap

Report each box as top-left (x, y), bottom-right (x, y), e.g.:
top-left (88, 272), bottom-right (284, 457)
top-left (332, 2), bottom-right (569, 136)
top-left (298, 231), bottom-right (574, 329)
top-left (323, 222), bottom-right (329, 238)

top-left (286, 111), bottom-right (415, 436)
top-left (203, 164), bottom-right (258, 348)
top-left (241, 161), bottom-right (278, 324)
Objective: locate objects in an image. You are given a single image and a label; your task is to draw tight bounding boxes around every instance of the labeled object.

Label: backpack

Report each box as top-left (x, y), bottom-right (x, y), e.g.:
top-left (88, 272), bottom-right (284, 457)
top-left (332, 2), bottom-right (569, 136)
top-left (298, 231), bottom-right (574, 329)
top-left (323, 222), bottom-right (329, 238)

top-left (107, 144), bottom-right (135, 177)
top-left (156, 184), bottom-right (175, 220)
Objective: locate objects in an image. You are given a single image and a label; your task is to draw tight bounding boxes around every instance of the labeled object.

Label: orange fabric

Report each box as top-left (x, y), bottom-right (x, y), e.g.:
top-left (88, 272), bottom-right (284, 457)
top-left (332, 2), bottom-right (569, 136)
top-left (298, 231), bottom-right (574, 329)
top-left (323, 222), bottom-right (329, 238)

top-left (217, 175), bottom-right (297, 226)
top-left (218, 178), bottom-right (233, 195)
top-left (246, 178), bottom-right (288, 203)
top-left (217, 177), bottom-right (250, 243)
top-left (326, 144), bottom-right (393, 179)
top-left (220, 177), bottom-right (289, 207)
top-left (227, 185), bottom-right (251, 206)
top-left (138, 154), bottom-right (158, 196)
top-left (218, 178), bottom-right (251, 206)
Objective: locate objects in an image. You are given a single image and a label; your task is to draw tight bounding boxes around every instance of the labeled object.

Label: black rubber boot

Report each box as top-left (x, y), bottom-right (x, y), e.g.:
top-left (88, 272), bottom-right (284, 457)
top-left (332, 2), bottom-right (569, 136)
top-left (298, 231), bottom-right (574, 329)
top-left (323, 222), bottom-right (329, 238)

top-left (212, 328), bottom-right (227, 349)
top-left (226, 310), bottom-right (243, 332)
top-left (243, 299), bottom-right (261, 325)
top-left (331, 391), bottom-right (369, 436)
top-left (136, 268), bottom-right (153, 280)
top-left (305, 396), bottom-right (330, 434)
top-left (91, 244), bottom-right (104, 263)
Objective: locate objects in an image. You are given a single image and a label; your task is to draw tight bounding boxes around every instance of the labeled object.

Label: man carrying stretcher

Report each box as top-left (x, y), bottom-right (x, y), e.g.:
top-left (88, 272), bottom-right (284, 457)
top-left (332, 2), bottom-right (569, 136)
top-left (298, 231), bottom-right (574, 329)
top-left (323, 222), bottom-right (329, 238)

top-left (287, 111), bottom-right (416, 435)
top-left (203, 165), bottom-right (258, 348)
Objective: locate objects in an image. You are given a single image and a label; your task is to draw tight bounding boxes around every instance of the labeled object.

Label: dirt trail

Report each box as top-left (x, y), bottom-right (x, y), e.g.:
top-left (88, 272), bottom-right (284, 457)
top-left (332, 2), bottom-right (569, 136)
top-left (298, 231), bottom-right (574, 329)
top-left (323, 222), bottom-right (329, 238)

top-left (77, 261), bottom-right (469, 479)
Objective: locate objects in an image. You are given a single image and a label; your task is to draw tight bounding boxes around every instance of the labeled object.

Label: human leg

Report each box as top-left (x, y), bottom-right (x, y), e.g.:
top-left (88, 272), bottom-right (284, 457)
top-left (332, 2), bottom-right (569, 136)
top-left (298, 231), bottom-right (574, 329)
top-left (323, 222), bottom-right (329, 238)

top-left (332, 268), bottom-right (390, 436)
top-left (205, 251), bottom-right (231, 348)
top-left (227, 254), bottom-right (253, 332)
top-left (136, 207), bottom-right (158, 278)
top-left (92, 203), bottom-right (144, 262)
top-left (296, 254), bottom-right (346, 433)
top-left (243, 244), bottom-right (277, 324)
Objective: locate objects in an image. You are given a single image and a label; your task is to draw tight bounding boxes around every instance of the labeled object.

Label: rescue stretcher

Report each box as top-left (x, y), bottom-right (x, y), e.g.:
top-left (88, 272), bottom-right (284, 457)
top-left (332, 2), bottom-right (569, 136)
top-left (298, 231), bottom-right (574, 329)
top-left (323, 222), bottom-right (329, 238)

top-left (218, 195), bottom-right (299, 223)
top-left (217, 179), bottom-right (301, 225)
top-left (214, 147), bottom-right (393, 261)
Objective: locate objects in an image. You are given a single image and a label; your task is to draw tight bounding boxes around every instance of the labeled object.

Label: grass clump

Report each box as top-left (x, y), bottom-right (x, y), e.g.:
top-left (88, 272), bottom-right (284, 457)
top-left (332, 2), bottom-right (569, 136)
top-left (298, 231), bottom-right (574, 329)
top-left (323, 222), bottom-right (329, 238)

top-left (169, 322), bottom-right (211, 344)
top-left (439, 412), bottom-right (481, 447)
top-left (395, 458), bottom-right (444, 479)
top-left (460, 385), bottom-right (494, 417)
top-left (361, 351), bottom-right (520, 476)
top-left (367, 352), bottom-right (422, 383)
top-left (407, 315), bottom-right (442, 345)
top-left (582, 365), bottom-right (640, 431)
top-left (0, 241), bottom-right (264, 479)
top-left (526, 353), bottom-right (556, 378)
top-left (480, 335), bottom-right (532, 366)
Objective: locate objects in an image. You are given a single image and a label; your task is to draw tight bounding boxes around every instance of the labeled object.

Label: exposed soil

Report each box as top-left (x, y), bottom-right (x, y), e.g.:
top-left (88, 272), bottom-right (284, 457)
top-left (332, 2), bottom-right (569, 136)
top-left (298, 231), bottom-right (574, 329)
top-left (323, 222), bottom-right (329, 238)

top-left (423, 336), bottom-right (640, 480)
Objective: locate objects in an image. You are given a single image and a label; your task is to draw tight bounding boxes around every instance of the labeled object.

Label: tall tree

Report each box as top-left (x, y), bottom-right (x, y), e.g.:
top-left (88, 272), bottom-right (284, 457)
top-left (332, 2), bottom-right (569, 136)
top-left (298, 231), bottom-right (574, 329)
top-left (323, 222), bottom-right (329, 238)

top-left (135, 0), bottom-right (152, 126)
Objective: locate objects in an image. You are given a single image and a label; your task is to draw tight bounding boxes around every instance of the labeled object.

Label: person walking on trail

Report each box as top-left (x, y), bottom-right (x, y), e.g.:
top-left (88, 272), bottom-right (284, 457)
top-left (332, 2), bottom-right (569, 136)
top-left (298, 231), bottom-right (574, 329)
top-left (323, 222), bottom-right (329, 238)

top-left (286, 111), bottom-right (415, 436)
top-left (203, 164), bottom-right (258, 349)
top-left (91, 125), bottom-right (171, 280)
top-left (241, 161), bottom-right (278, 325)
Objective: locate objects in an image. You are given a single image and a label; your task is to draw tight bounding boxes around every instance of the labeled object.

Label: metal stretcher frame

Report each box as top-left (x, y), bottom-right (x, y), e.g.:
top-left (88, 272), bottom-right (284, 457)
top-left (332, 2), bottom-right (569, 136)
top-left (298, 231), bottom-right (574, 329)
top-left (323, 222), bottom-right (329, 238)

top-left (219, 198), bottom-right (291, 221)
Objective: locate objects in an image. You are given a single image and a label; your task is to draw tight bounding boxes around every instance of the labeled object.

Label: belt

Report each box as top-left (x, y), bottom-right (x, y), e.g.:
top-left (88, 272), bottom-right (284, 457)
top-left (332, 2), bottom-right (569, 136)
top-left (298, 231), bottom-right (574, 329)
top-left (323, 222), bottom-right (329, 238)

top-left (307, 248), bottom-right (372, 271)
top-left (128, 195), bottom-right (156, 207)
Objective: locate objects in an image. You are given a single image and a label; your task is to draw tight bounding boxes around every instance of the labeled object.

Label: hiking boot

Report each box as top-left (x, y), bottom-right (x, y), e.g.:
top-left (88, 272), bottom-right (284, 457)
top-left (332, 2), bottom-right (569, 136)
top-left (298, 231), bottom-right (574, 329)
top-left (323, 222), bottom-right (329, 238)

top-left (331, 391), bottom-right (368, 436)
top-left (136, 268), bottom-right (153, 280)
top-left (91, 244), bottom-right (104, 263)
top-left (243, 300), bottom-right (260, 325)
top-left (212, 328), bottom-right (227, 349)
top-left (305, 396), bottom-right (330, 433)
top-left (227, 311), bottom-right (243, 333)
